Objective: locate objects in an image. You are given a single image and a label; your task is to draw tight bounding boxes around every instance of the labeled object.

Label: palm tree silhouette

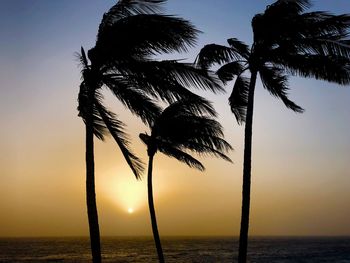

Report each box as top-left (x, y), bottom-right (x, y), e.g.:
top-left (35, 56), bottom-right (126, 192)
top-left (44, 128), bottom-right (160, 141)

top-left (196, 1), bottom-right (350, 262)
top-left (140, 98), bottom-right (233, 263)
top-left (77, 1), bottom-right (222, 262)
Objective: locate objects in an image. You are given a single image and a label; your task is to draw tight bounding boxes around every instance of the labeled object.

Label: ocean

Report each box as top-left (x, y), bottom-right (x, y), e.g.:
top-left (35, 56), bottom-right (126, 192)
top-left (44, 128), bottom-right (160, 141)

top-left (0, 237), bottom-right (349, 262)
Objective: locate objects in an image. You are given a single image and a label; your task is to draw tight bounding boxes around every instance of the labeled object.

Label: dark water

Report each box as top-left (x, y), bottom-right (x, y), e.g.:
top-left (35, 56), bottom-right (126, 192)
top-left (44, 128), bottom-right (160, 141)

top-left (0, 237), bottom-right (350, 262)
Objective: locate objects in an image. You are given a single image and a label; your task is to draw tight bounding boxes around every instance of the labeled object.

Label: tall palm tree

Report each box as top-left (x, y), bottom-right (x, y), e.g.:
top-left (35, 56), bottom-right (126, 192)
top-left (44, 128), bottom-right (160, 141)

top-left (77, 1), bottom-right (222, 262)
top-left (196, 1), bottom-right (350, 262)
top-left (139, 98), bottom-right (233, 263)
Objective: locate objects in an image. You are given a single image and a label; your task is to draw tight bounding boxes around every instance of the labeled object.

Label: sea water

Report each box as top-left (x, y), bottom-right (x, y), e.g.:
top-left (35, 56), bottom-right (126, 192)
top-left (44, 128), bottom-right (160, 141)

top-left (0, 237), bottom-right (350, 262)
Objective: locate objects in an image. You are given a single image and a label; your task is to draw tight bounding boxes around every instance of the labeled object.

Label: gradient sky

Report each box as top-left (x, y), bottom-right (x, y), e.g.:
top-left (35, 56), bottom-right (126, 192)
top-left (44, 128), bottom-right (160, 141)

top-left (0, 0), bottom-right (349, 237)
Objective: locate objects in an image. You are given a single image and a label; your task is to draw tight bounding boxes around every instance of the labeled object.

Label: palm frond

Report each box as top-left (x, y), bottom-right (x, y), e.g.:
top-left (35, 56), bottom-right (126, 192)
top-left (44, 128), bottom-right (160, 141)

top-left (154, 109), bottom-right (222, 139)
top-left (271, 52), bottom-right (350, 85)
top-left (166, 126), bottom-right (232, 161)
top-left (259, 66), bottom-right (304, 113)
top-left (156, 141), bottom-right (205, 171)
top-left (95, 98), bottom-right (144, 179)
top-left (195, 44), bottom-right (238, 70)
top-left (265, 0), bottom-right (310, 16)
top-left (160, 116), bottom-right (225, 142)
top-left (148, 80), bottom-right (219, 109)
top-left (97, 0), bottom-right (164, 39)
top-left (279, 36), bottom-right (350, 58)
top-left (178, 139), bottom-right (232, 162)
top-left (158, 97), bottom-right (217, 121)
top-left (156, 61), bottom-right (223, 94)
top-left (164, 61), bottom-right (223, 93)
top-left (95, 14), bottom-right (199, 62)
top-left (272, 12), bottom-right (350, 58)
top-left (228, 76), bottom-right (250, 124)
top-left (110, 59), bottom-right (223, 97)
top-left (227, 38), bottom-right (250, 59)
top-left (154, 114), bottom-right (232, 155)
top-left (298, 12), bottom-right (350, 39)
top-left (102, 74), bottom-right (161, 125)
top-left (80, 47), bottom-right (89, 68)
top-left (216, 61), bottom-right (246, 84)
top-left (77, 82), bottom-right (107, 140)
top-left (102, 68), bottom-right (176, 104)
top-left (89, 110), bottom-right (108, 141)
top-left (252, 0), bottom-right (311, 44)
top-left (307, 38), bottom-right (350, 58)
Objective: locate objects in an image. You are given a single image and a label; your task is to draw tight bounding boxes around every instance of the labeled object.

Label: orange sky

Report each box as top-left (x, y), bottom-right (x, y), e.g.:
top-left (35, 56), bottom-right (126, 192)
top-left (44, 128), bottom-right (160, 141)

top-left (0, 0), bottom-right (349, 237)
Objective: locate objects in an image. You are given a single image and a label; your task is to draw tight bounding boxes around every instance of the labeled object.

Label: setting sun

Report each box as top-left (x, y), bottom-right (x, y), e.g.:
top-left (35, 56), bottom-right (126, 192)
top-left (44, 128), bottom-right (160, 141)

top-left (1, 0), bottom-right (350, 262)
top-left (100, 168), bottom-right (147, 212)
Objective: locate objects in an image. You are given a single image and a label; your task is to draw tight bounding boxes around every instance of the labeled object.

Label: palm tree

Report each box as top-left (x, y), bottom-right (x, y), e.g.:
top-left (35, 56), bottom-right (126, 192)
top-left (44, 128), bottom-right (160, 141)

top-left (139, 98), bottom-right (233, 263)
top-left (77, 1), bottom-right (222, 262)
top-left (196, 1), bottom-right (350, 262)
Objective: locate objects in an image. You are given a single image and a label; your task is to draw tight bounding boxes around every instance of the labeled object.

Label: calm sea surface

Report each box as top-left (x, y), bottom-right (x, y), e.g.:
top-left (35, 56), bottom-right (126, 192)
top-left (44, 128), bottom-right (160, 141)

top-left (0, 237), bottom-right (349, 262)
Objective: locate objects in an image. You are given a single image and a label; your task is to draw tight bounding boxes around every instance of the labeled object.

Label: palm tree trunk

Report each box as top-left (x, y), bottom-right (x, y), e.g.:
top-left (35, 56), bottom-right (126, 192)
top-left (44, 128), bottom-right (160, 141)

top-left (147, 154), bottom-right (165, 263)
top-left (238, 70), bottom-right (257, 263)
top-left (86, 96), bottom-right (102, 263)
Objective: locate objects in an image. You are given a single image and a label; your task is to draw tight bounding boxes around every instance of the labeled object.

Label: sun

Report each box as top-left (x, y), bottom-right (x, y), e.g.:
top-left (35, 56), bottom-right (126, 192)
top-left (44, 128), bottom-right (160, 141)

top-left (100, 168), bottom-right (153, 213)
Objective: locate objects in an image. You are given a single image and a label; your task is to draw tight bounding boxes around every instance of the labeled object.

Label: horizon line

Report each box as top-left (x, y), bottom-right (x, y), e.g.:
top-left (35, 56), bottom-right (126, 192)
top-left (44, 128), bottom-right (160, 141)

top-left (1, 235), bottom-right (350, 238)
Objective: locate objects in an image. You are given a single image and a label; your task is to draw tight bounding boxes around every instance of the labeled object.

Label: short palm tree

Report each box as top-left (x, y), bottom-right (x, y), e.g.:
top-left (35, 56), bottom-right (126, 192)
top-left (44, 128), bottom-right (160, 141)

top-left (139, 98), bottom-right (233, 263)
top-left (77, 1), bottom-right (222, 262)
top-left (196, 1), bottom-right (350, 262)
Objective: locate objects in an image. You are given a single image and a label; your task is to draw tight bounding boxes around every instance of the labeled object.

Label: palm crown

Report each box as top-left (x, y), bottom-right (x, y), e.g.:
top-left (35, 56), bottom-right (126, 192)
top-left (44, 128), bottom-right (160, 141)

top-left (140, 98), bottom-right (233, 169)
top-left (196, 0), bottom-right (350, 124)
top-left (78, 0), bottom-right (222, 178)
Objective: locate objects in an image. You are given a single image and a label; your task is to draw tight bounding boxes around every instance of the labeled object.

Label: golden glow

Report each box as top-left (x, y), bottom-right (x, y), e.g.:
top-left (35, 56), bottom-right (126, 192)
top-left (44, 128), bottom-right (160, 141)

top-left (100, 167), bottom-right (147, 212)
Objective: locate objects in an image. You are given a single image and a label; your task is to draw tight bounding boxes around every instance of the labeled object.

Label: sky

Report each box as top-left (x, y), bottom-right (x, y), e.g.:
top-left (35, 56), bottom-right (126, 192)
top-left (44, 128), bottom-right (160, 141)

top-left (0, 0), bottom-right (349, 237)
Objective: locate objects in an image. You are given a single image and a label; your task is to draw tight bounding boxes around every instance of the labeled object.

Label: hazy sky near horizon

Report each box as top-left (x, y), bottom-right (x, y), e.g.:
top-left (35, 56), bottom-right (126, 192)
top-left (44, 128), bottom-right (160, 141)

top-left (0, 0), bottom-right (349, 237)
